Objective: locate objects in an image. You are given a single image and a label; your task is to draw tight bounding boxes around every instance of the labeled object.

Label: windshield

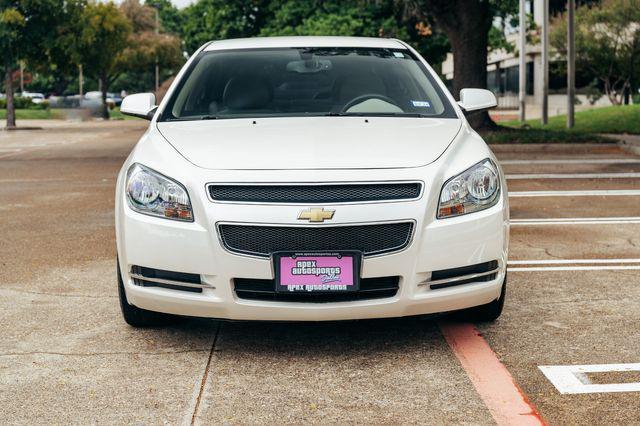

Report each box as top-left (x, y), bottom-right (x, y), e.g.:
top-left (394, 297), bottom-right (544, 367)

top-left (160, 47), bottom-right (456, 121)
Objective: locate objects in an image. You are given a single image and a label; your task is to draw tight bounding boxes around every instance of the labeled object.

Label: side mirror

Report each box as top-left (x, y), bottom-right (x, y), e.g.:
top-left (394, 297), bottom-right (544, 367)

top-left (457, 88), bottom-right (497, 114)
top-left (120, 93), bottom-right (157, 120)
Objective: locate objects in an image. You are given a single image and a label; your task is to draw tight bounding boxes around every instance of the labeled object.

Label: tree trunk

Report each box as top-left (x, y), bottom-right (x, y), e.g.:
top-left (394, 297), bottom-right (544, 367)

top-left (100, 74), bottom-right (110, 120)
top-left (422, 0), bottom-right (498, 130)
top-left (5, 64), bottom-right (16, 129)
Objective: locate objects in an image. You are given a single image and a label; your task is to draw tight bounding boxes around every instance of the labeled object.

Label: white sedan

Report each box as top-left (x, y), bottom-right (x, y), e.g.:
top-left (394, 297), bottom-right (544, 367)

top-left (116, 36), bottom-right (509, 327)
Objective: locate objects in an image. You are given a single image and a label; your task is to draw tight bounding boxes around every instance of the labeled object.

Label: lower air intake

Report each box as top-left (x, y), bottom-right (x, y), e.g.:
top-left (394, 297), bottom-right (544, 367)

top-left (130, 265), bottom-right (207, 293)
top-left (234, 276), bottom-right (400, 303)
top-left (428, 260), bottom-right (499, 290)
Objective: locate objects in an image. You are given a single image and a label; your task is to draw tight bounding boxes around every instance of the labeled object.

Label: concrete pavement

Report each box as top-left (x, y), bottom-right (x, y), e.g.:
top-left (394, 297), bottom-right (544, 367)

top-left (1, 120), bottom-right (639, 424)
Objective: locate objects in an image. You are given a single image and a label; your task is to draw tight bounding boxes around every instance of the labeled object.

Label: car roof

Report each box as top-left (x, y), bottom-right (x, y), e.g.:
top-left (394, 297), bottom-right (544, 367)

top-left (203, 36), bottom-right (407, 52)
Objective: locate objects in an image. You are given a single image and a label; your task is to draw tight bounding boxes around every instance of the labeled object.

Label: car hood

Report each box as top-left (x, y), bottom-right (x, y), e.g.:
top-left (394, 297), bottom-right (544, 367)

top-left (156, 117), bottom-right (462, 170)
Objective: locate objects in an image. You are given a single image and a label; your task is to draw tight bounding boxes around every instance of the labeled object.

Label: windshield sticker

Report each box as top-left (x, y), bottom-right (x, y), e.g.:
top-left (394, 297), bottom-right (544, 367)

top-left (411, 100), bottom-right (431, 108)
top-left (393, 51), bottom-right (405, 58)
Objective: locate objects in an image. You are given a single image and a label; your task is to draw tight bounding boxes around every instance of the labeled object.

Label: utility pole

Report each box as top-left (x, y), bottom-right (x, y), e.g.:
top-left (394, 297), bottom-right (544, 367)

top-left (519, 0), bottom-right (526, 123)
top-left (78, 65), bottom-right (84, 97)
top-left (567, 0), bottom-right (575, 128)
top-left (19, 61), bottom-right (24, 93)
top-left (541, 0), bottom-right (549, 125)
top-left (155, 8), bottom-right (160, 95)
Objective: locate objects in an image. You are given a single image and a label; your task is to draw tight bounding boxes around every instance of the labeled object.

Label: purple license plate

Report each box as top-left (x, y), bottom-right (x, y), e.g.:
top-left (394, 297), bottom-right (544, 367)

top-left (274, 252), bottom-right (360, 293)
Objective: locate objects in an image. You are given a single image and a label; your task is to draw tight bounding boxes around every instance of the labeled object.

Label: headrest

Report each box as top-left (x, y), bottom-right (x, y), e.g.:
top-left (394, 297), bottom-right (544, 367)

top-left (223, 76), bottom-right (272, 110)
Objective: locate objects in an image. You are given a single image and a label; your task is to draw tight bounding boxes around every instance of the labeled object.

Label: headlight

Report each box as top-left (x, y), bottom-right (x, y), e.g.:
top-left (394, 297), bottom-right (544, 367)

top-left (126, 163), bottom-right (193, 221)
top-left (437, 159), bottom-right (500, 219)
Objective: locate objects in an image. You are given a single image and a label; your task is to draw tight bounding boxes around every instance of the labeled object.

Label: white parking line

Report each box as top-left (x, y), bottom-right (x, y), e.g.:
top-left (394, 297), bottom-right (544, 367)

top-left (501, 159), bottom-right (640, 165)
top-left (509, 266), bottom-right (640, 271)
top-left (511, 217), bottom-right (640, 225)
top-left (508, 259), bottom-right (640, 265)
top-left (539, 363), bottom-right (640, 394)
top-left (507, 173), bottom-right (640, 180)
top-left (509, 190), bottom-right (640, 197)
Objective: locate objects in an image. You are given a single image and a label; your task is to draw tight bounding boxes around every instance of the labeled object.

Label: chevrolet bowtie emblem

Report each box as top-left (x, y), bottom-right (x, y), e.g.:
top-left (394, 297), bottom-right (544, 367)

top-left (298, 207), bottom-right (335, 223)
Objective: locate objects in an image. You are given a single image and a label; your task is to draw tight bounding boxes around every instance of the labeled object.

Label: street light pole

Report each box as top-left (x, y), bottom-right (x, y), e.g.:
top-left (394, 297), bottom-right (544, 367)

top-left (541, 0), bottom-right (549, 125)
top-left (20, 61), bottom-right (24, 93)
top-left (519, 0), bottom-right (526, 123)
top-left (567, 0), bottom-right (575, 128)
top-left (155, 8), bottom-right (160, 95)
top-left (79, 65), bottom-right (83, 97)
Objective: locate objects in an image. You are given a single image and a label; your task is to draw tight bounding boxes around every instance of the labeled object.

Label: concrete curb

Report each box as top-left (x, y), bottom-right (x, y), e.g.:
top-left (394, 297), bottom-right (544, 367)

top-left (603, 134), bottom-right (640, 156)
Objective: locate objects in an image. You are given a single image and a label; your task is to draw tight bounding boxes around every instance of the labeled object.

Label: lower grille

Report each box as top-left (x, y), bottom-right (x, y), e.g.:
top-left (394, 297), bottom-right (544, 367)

top-left (234, 276), bottom-right (400, 303)
top-left (218, 222), bottom-right (414, 257)
top-left (131, 265), bottom-right (208, 293)
top-left (426, 260), bottom-right (499, 290)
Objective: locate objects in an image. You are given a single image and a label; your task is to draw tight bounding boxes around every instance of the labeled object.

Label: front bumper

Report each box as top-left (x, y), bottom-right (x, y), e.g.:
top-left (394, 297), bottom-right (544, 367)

top-left (117, 198), bottom-right (508, 321)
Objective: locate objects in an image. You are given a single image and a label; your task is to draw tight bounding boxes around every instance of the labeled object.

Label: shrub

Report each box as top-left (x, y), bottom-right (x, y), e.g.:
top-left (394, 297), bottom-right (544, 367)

top-left (0, 97), bottom-right (49, 110)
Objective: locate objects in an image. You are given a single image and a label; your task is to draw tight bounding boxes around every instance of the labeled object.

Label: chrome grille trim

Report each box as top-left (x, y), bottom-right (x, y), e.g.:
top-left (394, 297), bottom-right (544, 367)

top-left (419, 268), bottom-right (500, 287)
top-left (130, 273), bottom-right (214, 289)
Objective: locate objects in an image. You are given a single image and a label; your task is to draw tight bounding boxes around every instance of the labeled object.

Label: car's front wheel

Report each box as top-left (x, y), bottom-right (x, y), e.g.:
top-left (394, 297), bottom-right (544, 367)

top-left (466, 273), bottom-right (507, 322)
top-left (117, 260), bottom-right (180, 327)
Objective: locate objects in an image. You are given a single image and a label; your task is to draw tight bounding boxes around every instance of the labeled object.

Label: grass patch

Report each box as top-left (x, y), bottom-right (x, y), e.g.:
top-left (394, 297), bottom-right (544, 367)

top-left (109, 107), bottom-right (140, 120)
top-left (502, 104), bottom-right (640, 134)
top-left (481, 128), bottom-right (616, 144)
top-left (0, 109), bottom-right (62, 120)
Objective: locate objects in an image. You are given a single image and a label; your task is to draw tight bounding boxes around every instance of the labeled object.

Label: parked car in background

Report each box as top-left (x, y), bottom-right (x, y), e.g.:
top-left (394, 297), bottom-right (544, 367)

top-left (20, 92), bottom-right (46, 104)
top-left (108, 92), bottom-right (123, 106)
top-left (85, 91), bottom-right (115, 109)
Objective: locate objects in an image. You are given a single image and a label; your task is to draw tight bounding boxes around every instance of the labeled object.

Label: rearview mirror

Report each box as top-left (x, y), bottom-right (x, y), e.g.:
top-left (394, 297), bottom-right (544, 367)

top-left (120, 93), bottom-right (157, 120)
top-left (457, 89), bottom-right (497, 114)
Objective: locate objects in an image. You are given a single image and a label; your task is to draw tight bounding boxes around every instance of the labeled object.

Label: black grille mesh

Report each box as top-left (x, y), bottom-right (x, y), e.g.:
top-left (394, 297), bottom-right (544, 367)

top-left (218, 222), bottom-right (414, 257)
top-left (208, 183), bottom-right (421, 203)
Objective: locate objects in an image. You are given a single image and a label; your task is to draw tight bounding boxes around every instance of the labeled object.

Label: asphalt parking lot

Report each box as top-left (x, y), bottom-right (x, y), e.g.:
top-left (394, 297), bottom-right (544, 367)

top-left (1, 121), bottom-right (639, 424)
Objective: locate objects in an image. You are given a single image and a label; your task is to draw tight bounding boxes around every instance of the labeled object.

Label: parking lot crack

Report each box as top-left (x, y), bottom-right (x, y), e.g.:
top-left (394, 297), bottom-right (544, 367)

top-left (190, 322), bottom-right (221, 426)
top-left (0, 288), bottom-right (117, 299)
top-left (0, 349), bottom-right (210, 357)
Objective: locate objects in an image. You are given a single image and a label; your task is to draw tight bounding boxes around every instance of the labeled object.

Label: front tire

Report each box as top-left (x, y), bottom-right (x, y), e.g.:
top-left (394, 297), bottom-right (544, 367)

top-left (466, 273), bottom-right (507, 322)
top-left (117, 260), bottom-right (180, 327)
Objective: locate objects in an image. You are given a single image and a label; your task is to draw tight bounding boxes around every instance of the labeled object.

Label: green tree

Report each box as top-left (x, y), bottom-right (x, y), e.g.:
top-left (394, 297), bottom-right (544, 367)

top-left (145, 0), bottom-right (184, 36)
top-left (259, 1), bottom-right (449, 67)
top-left (180, 0), bottom-right (267, 54)
top-left (551, 0), bottom-right (640, 105)
top-left (0, 0), bottom-right (67, 128)
top-left (118, 0), bottom-right (184, 88)
top-left (413, 0), bottom-right (527, 129)
top-left (80, 1), bottom-right (132, 119)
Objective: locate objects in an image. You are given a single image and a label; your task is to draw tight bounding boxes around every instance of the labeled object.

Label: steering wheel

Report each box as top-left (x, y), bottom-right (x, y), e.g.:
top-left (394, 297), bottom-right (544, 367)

top-left (340, 94), bottom-right (400, 113)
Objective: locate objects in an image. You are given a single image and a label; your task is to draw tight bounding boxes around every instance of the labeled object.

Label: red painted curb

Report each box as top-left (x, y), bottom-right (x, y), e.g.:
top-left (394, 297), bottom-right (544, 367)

top-left (439, 321), bottom-right (545, 426)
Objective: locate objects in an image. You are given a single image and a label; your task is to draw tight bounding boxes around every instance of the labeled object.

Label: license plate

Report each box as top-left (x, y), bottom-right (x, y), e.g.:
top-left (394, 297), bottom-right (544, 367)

top-left (274, 251), bottom-right (361, 293)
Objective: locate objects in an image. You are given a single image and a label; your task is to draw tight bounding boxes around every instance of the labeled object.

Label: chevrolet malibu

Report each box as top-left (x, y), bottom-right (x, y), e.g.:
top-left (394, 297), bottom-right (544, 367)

top-left (116, 36), bottom-right (509, 327)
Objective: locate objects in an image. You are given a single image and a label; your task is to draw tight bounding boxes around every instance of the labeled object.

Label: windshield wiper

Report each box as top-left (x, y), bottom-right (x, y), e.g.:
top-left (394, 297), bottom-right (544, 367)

top-left (324, 112), bottom-right (428, 118)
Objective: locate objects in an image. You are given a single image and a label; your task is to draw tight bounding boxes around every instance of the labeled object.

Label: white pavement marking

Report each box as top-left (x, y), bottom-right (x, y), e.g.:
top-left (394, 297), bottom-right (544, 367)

top-left (511, 217), bottom-right (640, 225)
top-left (508, 266), bottom-right (640, 271)
top-left (509, 189), bottom-right (640, 197)
top-left (508, 259), bottom-right (640, 265)
top-left (506, 172), bottom-right (640, 179)
top-left (539, 363), bottom-right (640, 394)
top-left (501, 159), bottom-right (640, 165)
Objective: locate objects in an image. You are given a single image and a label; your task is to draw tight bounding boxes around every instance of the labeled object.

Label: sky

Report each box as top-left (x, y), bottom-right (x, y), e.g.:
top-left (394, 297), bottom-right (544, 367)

top-left (170, 0), bottom-right (193, 8)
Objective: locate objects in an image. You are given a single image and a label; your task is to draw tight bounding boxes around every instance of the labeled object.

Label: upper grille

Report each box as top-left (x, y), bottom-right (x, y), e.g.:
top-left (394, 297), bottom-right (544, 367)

top-left (218, 222), bottom-right (414, 257)
top-left (208, 183), bottom-right (422, 204)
